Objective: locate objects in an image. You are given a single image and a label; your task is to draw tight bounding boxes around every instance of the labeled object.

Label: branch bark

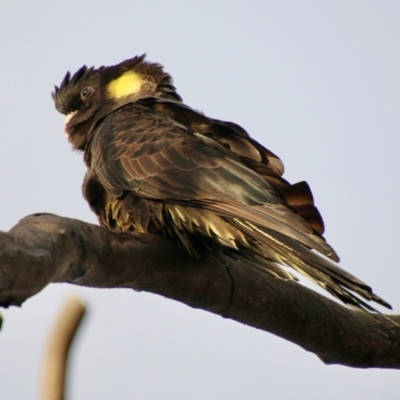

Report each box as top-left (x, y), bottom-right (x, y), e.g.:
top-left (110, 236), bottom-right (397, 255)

top-left (1, 213), bottom-right (399, 369)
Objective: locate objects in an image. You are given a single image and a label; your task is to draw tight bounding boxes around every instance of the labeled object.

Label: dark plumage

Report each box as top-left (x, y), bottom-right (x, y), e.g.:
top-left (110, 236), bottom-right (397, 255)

top-left (52, 55), bottom-right (391, 312)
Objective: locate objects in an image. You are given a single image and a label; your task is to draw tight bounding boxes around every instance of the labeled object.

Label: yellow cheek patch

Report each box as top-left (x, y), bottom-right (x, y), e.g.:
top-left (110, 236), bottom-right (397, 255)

top-left (107, 71), bottom-right (143, 99)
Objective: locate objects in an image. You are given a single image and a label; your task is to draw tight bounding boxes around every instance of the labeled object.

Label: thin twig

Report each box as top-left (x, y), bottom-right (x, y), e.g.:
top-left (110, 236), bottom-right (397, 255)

top-left (39, 296), bottom-right (87, 400)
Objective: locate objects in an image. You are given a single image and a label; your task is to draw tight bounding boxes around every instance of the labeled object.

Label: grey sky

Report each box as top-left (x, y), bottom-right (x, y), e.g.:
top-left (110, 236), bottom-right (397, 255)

top-left (1, 1), bottom-right (400, 399)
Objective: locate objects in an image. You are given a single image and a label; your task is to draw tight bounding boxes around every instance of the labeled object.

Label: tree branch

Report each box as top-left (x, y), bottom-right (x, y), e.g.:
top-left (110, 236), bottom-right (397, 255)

top-left (1, 213), bottom-right (399, 368)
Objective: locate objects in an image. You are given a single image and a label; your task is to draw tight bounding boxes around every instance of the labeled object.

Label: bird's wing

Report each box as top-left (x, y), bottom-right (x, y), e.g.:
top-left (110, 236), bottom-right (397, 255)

top-left (90, 102), bottom-right (391, 310)
top-left (142, 97), bottom-right (325, 235)
top-left (91, 103), bottom-right (334, 258)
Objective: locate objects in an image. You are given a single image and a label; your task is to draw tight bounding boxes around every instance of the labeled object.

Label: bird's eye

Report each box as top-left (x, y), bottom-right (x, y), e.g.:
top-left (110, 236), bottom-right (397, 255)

top-left (81, 86), bottom-right (93, 100)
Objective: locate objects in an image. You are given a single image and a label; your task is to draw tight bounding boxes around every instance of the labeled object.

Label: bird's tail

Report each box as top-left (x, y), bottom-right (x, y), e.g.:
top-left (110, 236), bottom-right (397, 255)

top-left (229, 218), bottom-right (392, 312)
top-left (159, 202), bottom-right (391, 313)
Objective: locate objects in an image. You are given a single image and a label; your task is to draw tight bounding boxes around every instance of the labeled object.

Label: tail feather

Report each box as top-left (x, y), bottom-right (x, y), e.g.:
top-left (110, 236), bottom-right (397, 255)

top-left (228, 218), bottom-right (391, 312)
top-left (134, 200), bottom-right (391, 313)
top-left (236, 249), bottom-right (299, 281)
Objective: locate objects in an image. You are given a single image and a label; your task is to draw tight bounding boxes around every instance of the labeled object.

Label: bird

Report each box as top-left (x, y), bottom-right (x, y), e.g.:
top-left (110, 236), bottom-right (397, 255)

top-left (52, 54), bottom-right (391, 312)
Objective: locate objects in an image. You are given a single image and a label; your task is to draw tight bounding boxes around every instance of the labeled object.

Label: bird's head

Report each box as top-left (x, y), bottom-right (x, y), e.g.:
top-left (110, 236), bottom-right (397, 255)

top-left (52, 54), bottom-right (181, 150)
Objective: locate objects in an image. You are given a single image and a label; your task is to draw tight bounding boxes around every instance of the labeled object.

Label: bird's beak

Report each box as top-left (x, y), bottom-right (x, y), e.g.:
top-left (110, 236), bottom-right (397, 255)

top-left (64, 111), bottom-right (77, 138)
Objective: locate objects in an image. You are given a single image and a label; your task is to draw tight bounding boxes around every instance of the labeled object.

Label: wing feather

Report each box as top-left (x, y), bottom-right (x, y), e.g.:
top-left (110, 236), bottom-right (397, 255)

top-left (87, 100), bottom-right (390, 311)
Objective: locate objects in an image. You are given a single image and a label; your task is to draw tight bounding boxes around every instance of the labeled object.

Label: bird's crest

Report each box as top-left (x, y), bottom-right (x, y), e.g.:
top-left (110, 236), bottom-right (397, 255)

top-left (52, 66), bottom-right (95, 104)
top-left (52, 54), bottom-right (181, 113)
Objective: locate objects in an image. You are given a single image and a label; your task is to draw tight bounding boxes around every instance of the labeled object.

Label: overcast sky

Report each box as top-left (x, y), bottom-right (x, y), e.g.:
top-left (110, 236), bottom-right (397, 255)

top-left (1, 1), bottom-right (400, 399)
